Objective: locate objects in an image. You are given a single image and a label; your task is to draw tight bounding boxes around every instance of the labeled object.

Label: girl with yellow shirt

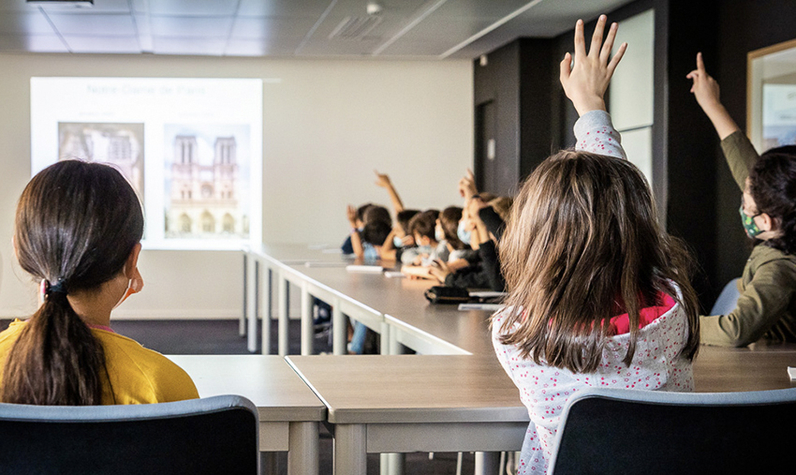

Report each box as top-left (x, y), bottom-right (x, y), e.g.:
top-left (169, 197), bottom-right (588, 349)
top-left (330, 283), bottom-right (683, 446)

top-left (0, 160), bottom-right (198, 405)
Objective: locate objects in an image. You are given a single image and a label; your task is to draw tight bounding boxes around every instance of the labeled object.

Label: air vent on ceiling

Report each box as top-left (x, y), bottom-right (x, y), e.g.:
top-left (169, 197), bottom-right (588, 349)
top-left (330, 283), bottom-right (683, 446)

top-left (329, 16), bottom-right (383, 41)
top-left (27, 0), bottom-right (93, 7)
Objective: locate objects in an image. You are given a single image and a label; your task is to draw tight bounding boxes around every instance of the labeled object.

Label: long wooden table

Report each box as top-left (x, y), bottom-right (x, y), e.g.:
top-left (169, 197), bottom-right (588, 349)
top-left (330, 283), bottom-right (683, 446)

top-left (286, 354), bottom-right (528, 475)
top-left (242, 243), bottom-right (796, 475)
top-left (285, 346), bottom-right (796, 475)
top-left (167, 355), bottom-right (327, 475)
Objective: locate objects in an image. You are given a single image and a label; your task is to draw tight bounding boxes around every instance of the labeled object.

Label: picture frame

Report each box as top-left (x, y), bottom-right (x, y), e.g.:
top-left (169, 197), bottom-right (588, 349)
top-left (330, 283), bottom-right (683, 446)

top-left (747, 38), bottom-right (796, 152)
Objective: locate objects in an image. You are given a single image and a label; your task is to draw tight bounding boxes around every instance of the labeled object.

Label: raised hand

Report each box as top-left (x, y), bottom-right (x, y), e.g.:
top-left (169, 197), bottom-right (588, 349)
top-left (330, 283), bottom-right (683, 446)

top-left (374, 170), bottom-right (392, 188)
top-left (686, 52), bottom-right (739, 139)
top-left (458, 169), bottom-right (478, 199)
top-left (560, 15), bottom-right (627, 116)
top-left (346, 205), bottom-right (358, 227)
top-left (686, 52), bottom-right (722, 111)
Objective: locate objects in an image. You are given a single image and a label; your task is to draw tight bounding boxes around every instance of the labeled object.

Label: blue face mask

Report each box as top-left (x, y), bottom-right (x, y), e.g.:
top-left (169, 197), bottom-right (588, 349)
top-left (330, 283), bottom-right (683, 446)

top-left (435, 227), bottom-right (445, 243)
top-left (457, 220), bottom-right (471, 245)
top-left (393, 236), bottom-right (403, 248)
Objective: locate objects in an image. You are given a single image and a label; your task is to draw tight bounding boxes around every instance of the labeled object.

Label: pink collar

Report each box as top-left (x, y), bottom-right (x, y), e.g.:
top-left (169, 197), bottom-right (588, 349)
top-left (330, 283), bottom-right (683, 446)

top-left (609, 292), bottom-right (675, 335)
top-left (87, 323), bottom-right (115, 333)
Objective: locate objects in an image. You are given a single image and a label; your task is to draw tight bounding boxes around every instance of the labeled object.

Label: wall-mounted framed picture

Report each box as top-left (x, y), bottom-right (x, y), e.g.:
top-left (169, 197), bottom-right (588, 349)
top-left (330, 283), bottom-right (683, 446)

top-left (748, 38), bottom-right (796, 153)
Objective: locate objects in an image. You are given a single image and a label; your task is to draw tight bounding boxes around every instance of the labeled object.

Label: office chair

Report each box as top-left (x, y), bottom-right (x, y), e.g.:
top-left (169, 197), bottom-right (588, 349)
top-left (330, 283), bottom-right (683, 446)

top-left (710, 277), bottom-right (741, 315)
top-left (549, 387), bottom-right (796, 474)
top-left (0, 395), bottom-right (259, 475)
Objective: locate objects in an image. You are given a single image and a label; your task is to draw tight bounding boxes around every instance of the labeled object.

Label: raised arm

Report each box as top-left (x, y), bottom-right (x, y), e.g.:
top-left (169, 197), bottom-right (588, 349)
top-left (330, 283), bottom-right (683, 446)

top-left (346, 205), bottom-right (364, 258)
top-left (374, 170), bottom-right (405, 214)
top-left (687, 52), bottom-right (757, 189)
top-left (561, 15), bottom-right (627, 160)
top-left (686, 52), bottom-right (741, 140)
top-left (560, 15), bottom-right (626, 117)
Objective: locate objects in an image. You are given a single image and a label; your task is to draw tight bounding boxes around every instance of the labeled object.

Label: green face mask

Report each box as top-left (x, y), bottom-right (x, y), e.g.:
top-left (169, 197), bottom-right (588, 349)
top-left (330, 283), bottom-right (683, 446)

top-left (739, 204), bottom-right (763, 238)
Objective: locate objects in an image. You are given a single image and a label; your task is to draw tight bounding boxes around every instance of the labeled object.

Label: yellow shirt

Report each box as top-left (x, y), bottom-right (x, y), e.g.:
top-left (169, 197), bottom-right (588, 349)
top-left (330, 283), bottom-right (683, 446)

top-left (0, 320), bottom-right (199, 404)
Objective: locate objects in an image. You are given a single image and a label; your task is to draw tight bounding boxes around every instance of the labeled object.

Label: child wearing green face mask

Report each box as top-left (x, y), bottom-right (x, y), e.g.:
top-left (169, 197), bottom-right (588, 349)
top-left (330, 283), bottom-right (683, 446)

top-left (689, 53), bottom-right (796, 347)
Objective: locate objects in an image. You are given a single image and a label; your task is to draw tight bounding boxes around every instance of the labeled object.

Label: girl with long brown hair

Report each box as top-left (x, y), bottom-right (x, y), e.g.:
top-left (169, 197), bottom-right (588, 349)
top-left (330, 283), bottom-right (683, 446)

top-left (491, 16), bottom-right (700, 474)
top-left (0, 160), bottom-right (197, 405)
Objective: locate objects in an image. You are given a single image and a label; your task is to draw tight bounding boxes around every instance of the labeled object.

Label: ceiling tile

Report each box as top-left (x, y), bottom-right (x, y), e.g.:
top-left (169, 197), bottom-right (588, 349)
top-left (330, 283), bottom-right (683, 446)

top-left (236, 0), bottom-right (333, 18)
top-left (62, 34), bottom-right (141, 53)
top-left (0, 33), bottom-right (68, 52)
top-left (47, 13), bottom-right (136, 36)
top-left (153, 36), bottom-right (226, 55)
top-left (231, 17), bottom-right (317, 40)
top-left (0, 12), bottom-right (55, 34)
top-left (133, 0), bottom-right (239, 16)
top-left (225, 38), bottom-right (298, 57)
top-left (150, 15), bottom-right (234, 38)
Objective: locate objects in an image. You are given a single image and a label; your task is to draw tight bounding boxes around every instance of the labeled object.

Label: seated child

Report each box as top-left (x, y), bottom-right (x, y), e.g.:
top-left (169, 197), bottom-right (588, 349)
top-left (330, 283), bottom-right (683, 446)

top-left (688, 52), bottom-right (796, 346)
top-left (400, 210), bottom-right (444, 278)
top-left (342, 203), bottom-right (373, 255)
top-left (0, 160), bottom-right (198, 405)
top-left (491, 16), bottom-right (699, 474)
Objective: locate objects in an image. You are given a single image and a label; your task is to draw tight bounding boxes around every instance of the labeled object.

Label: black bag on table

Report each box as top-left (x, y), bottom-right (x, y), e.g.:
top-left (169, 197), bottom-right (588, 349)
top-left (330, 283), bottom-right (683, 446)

top-left (424, 286), bottom-right (470, 304)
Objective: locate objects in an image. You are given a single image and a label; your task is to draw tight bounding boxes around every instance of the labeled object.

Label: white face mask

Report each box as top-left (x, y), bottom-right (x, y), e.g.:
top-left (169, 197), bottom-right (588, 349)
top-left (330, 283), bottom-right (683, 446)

top-left (435, 226), bottom-right (445, 243)
top-left (113, 267), bottom-right (143, 310)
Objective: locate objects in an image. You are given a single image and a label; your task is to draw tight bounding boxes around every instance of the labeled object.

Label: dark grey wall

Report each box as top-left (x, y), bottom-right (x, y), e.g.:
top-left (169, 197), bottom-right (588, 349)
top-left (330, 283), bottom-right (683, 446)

top-left (712, 0), bottom-right (796, 298)
top-left (473, 0), bottom-right (796, 310)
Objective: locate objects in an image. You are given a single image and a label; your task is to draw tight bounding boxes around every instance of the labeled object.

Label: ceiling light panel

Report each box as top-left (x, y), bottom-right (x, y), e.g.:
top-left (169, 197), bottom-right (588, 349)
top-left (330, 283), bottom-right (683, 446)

top-left (149, 16), bottom-right (234, 38)
top-left (132, 0), bottom-right (239, 16)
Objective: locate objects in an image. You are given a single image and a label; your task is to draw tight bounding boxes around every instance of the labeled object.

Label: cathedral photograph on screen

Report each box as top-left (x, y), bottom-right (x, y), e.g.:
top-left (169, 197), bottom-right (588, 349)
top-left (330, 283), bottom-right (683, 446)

top-left (163, 124), bottom-right (250, 240)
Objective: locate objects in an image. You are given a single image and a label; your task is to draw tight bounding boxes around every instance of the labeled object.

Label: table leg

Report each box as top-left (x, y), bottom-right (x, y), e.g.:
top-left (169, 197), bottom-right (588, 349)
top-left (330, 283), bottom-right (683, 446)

top-left (288, 421), bottom-right (319, 475)
top-left (300, 283), bottom-right (314, 356)
top-left (332, 300), bottom-right (346, 355)
top-left (379, 322), bottom-right (390, 356)
top-left (380, 453), bottom-right (404, 475)
top-left (278, 272), bottom-right (289, 356)
top-left (474, 452), bottom-right (500, 475)
top-left (247, 256), bottom-right (259, 353)
top-left (241, 253), bottom-right (248, 337)
top-left (261, 267), bottom-right (272, 355)
top-left (261, 452), bottom-right (278, 475)
top-left (334, 424), bottom-right (366, 475)
top-left (387, 328), bottom-right (404, 355)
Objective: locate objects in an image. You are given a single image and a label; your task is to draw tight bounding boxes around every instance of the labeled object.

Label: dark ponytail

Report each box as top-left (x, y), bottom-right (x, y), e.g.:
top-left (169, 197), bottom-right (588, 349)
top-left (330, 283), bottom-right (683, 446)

top-left (3, 160), bottom-right (143, 405)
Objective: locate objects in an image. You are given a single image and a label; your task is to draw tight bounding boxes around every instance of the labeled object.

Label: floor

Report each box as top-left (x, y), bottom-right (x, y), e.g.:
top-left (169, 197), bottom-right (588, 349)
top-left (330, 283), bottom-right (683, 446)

top-left (0, 317), bottom-right (478, 475)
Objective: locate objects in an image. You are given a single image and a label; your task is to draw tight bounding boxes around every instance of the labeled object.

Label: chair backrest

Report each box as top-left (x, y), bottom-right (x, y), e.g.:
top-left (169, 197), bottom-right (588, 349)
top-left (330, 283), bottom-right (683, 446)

top-left (0, 395), bottom-right (259, 475)
top-left (710, 277), bottom-right (741, 315)
top-left (549, 387), bottom-right (796, 475)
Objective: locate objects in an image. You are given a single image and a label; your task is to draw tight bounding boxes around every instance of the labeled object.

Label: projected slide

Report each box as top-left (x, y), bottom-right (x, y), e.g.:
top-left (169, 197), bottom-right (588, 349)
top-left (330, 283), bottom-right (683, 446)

top-left (30, 77), bottom-right (263, 250)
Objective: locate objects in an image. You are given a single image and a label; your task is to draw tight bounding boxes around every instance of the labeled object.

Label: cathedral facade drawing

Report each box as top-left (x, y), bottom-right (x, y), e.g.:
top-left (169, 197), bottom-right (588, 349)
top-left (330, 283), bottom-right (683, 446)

top-left (165, 134), bottom-right (248, 239)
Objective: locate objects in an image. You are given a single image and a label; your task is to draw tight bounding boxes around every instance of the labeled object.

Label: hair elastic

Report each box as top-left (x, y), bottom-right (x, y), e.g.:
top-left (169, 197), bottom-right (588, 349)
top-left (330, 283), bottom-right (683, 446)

top-left (44, 279), bottom-right (68, 297)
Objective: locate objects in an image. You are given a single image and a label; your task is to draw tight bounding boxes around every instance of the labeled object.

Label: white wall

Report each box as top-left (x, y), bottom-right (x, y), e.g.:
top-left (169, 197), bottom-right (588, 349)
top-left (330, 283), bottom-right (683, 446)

top-left (0, 53), bottom-right (473, 319)
top-left (610, 8), bottom-right (655, 182)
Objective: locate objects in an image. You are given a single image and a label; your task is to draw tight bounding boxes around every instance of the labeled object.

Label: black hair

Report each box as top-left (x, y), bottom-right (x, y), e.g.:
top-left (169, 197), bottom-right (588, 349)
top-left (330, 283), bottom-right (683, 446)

top-left (750, 145), bottom-right (796, 254)
top-left (439, 206), bottom-right (466, 250)
top-left (363, 205), bottom-right (391, 226)
top-left (408, 210), bottom-right (438, 241)
top-left (4, 160), bottom-right (143, 405)
top-left (396, 209), bottom-right (420, 234)
top-left (362, 219), bottom-right (392, 246)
